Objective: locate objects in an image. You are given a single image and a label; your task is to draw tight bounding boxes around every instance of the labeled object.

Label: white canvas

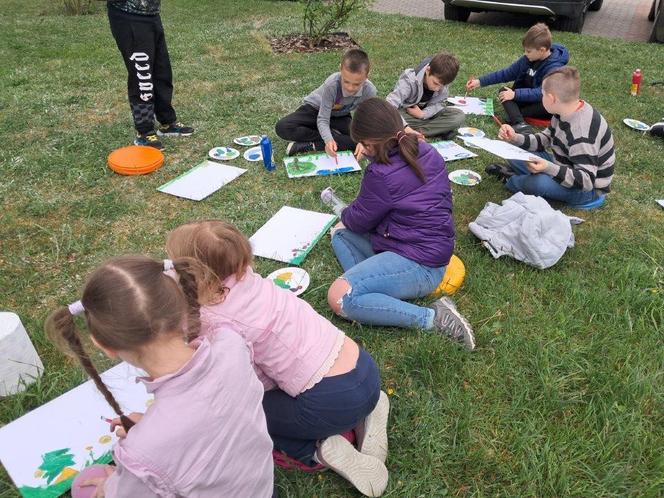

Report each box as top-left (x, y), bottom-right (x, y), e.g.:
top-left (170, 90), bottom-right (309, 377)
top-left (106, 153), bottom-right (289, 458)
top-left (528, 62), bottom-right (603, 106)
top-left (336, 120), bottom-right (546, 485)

top-left (283, 151), bottom-right (361, 178)
top-left (157, 160), bottom-right (247, 201)
top-left (249, 206), bottom-right (337, 265)
top-left (429, 141), bottom-right (477, 162)
top-left (462, 137), bottom-right (536, 162)
top-left (446, 96), bottom-right (494, 116)
top-left (0, 362), bottom-right (151, 498)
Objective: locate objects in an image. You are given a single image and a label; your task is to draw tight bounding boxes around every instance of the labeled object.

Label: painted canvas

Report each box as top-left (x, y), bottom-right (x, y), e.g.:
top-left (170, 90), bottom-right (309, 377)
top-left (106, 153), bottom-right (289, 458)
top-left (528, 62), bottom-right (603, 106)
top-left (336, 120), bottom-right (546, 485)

top-left (0, 363), bottom-right (152, 498)
top-left (429, 141), bottom-right (477, 162)
top-left (157, 160), bottom-right (247, 201)
top-left (447, 96), bottom-right (494, 116)
top-left (283, 151), bottom-right (361, 178)
top-left (249, 206), bottom-right (337, 265)
top-left (462, 136), bottom-right (535, 161)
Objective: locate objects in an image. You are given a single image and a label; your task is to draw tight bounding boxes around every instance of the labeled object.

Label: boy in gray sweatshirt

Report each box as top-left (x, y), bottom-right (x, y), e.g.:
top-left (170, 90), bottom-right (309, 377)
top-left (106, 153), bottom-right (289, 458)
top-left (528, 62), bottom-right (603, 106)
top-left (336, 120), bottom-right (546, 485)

top-left (386, 52), bottom-right (465, 138)
top-left (492, 66), bottom-right (615, 210)
top-left (275, 49), bottom-right (377, 158)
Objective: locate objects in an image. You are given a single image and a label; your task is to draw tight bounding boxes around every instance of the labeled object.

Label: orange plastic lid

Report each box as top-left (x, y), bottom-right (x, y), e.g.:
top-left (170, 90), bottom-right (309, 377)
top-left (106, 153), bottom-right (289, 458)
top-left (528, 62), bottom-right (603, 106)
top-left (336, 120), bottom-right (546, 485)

top-left (107, 145), bottom-right (164, 175)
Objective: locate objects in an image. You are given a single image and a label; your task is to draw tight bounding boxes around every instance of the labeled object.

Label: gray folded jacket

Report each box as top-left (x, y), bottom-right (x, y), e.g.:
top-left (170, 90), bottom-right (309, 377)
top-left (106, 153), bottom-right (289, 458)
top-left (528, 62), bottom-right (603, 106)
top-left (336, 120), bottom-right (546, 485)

top-left (468, 192), bottom-right (583, 269)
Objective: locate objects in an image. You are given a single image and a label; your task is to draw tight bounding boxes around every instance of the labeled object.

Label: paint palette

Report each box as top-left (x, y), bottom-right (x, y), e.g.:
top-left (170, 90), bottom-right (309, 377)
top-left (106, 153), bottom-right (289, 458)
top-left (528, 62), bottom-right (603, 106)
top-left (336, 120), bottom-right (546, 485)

top-left (449, 169), bottom-right (482, 186)
top-left (457, 127), bottom-right (485, 139)
top-left (243, 146), bottom-right (263, 162)
top-left (209, 146), bottom-right (240, 161)
top-left (623, 118), bottom-right (650, 131)
top-left (267, 267), bottom-right (310, 296)
top-left (234, 135), bottom-right (262, 146)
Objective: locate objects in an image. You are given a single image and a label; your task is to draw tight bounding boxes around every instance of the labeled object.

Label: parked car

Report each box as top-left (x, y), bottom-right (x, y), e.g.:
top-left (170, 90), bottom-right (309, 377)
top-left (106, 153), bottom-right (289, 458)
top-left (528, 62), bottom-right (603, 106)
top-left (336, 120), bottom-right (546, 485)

top-left (650, 0), bottom-right (664, 42)
top-left (441, 0), bottom-right (602, 33)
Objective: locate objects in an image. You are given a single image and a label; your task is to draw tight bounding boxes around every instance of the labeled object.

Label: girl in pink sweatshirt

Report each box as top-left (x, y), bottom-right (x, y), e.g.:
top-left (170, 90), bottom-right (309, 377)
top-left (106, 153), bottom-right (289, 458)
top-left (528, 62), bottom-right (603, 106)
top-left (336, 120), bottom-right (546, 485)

top-left (45, 255), bottom-right (274, 498)
top-left (167, 220), bottom-right (390, 497)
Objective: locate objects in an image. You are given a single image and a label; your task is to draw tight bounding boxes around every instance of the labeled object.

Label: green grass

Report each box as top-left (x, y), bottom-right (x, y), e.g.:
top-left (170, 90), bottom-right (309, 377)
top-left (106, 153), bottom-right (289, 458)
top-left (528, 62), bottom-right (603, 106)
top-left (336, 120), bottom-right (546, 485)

top-left (1, 1), bottom-right (663, 496)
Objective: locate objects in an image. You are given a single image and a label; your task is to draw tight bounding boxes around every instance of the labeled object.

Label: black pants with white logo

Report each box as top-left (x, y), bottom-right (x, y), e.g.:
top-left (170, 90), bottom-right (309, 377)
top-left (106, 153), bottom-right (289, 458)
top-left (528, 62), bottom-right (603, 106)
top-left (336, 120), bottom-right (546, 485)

top-left (108, 6), bottom-right (177, 134)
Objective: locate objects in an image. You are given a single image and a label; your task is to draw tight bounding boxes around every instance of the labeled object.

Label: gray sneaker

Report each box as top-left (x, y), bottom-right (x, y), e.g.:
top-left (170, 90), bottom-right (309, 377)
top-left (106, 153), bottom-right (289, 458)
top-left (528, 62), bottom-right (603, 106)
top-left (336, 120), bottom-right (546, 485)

top-left (430, 297), bottom-right (476, 351)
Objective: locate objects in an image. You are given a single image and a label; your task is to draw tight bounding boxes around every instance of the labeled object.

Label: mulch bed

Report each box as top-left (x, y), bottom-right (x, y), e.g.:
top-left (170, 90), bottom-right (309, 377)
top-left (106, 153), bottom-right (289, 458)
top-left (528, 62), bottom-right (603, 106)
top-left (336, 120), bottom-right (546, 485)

top-left (269, 32), bottom-right (359, 54)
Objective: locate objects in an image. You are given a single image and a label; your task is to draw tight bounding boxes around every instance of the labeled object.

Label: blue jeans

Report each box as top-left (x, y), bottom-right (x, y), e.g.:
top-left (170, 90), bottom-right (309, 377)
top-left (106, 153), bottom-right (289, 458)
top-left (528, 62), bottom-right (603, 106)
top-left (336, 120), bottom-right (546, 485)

top-left (262, 348), bottom-right (380, 465)
top-left (506, 151), bottom-right (602, 206)
top-left (331, 229), bottom-right (445, 329)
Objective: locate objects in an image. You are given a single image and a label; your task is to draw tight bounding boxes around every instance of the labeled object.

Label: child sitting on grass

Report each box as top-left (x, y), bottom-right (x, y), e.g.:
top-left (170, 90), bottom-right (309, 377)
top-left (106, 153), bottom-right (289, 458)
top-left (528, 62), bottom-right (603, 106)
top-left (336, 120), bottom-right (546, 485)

top-left (466, 23), bottom-right (569, 134)
top-left (490, 66), bottom-right (615, 209)
top-left (326, 98), bottom-right (475, 351)
top-left (386, 51), bottom-right (465, 138)
top-left (275, 48), bottom-right (377, 160)
top-left (166, 221), bottom-right (390, 497)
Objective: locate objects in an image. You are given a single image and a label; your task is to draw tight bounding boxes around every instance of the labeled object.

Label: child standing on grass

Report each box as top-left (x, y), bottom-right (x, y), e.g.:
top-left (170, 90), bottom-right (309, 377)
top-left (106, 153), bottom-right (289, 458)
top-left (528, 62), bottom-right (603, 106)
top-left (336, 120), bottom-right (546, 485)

top-left (107, 0), bottom-right (194, 151)
top-left (46, 255), bottom-right (274, 498)
top-left (166, 221), bottom-right (390, 497)
top-left (386, 51), bottom-right (466, 139)
top-left (466, 23), bottom-right (569, 134)
top-left (491, 66), bottom-right (615, 209)
top-left (275, 48), bottom-right (377, 159)
top-left (326, 98), bottom-right (475, 350)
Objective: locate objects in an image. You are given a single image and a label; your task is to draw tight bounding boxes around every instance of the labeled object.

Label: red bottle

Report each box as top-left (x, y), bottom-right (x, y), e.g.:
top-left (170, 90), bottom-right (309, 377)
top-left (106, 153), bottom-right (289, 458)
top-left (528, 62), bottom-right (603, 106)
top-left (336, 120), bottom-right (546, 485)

top-left (631, 69), bottom-right (642, 96)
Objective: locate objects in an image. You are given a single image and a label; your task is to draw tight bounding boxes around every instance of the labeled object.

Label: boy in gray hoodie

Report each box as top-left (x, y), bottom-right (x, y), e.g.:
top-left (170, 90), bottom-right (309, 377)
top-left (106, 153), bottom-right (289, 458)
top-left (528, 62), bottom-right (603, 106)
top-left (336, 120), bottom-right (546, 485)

top-left (386, 52), bottom-right (465, 138)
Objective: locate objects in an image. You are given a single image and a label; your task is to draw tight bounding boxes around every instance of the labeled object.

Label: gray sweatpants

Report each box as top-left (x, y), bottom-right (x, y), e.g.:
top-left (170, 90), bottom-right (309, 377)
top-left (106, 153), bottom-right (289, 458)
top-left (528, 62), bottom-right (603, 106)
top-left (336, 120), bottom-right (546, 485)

top-left (400, 107), bottom-right (466, 138)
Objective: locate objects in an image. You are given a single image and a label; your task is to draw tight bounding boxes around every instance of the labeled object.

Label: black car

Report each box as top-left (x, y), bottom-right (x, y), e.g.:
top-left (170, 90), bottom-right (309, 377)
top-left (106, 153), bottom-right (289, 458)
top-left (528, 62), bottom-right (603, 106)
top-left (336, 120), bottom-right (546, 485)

top-left (441, 0), bottom-right (602, 33)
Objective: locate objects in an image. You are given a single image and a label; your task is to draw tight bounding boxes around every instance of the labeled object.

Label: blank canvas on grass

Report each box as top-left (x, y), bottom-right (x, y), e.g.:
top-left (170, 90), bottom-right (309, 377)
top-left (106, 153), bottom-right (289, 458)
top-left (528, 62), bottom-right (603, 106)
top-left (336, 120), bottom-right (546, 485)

top-left (283, 151), bottom-right (361, 178)
top-left (0, 363), bottom-right (151, 498)
top-left (249, 206), bottom-right (337, 265)
top-left (462, 136), bottom-right (535, 162)
top-left (157, 160), bottom-right (247, 201)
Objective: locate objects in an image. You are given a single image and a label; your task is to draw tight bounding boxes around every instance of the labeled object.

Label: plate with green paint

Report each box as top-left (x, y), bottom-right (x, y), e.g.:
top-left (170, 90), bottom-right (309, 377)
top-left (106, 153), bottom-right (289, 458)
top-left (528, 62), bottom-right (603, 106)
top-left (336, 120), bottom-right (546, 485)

top-left (267, 267), bottom-right (310, 296)
top-left (234, 135), bottom-right (262, 146)
top-left (449, 169), bottom-right (482, 186)
top-left (209, 146), bottom-right (240, 161)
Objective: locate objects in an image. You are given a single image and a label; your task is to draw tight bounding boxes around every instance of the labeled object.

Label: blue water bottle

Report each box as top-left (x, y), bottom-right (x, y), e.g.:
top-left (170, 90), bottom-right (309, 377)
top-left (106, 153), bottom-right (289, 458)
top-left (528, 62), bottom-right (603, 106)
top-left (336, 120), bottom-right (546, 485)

top-left (260, 135), bottom-right (276, 171)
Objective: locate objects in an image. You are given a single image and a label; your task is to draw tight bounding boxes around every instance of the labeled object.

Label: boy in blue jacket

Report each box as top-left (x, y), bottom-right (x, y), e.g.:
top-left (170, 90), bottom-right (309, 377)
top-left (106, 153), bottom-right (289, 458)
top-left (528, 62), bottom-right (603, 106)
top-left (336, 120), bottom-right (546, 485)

top-left (466, 23), bottom-right (569, 134)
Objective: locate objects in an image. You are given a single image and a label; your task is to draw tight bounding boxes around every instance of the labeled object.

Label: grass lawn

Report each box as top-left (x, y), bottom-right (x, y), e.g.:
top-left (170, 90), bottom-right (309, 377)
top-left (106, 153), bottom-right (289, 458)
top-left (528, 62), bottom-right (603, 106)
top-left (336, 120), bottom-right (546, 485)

top-left (1, 0), bottom-right (663, 496)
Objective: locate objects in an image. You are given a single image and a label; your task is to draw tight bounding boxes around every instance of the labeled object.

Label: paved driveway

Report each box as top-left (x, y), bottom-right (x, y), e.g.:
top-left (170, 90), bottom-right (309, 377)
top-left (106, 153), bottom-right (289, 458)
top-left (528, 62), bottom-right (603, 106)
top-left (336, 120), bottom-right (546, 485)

top-left (371, 0), bottom-right (653, 42)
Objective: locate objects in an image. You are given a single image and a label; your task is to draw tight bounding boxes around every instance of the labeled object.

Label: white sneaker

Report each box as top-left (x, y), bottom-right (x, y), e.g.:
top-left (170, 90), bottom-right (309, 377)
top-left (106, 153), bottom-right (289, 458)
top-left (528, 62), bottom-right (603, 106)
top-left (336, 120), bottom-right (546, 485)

top-left (317, 435), bottom-right (389, 497)
top-left (355, 391), bottom-right (389, 463)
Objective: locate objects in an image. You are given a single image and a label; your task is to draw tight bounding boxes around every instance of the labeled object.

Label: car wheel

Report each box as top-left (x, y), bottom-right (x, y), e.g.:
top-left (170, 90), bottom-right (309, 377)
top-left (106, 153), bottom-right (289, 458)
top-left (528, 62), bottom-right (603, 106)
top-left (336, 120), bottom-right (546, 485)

top-left (555, 12), bottom-right (586, 32)
top-left (444, 3), bottom-right (471, 22)
top-left (589, 0), bottom-right (603, 11)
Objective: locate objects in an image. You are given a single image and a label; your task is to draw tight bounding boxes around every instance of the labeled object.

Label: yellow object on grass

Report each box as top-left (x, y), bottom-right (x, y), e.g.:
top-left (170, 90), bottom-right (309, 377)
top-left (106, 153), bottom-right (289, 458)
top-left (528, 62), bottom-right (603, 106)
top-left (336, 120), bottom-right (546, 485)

top-left (428, 255), bottom-right (465, 298)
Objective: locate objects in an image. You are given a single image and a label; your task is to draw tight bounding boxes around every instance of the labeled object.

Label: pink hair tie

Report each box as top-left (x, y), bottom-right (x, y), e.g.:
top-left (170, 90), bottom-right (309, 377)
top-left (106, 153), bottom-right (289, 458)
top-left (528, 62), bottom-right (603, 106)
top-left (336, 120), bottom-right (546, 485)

top-left (68, 300), bottom-right (85, 316)
top-left (163, 259), bottom-right (174, 272)
top-left (396, 130), bottom-right (407, 143)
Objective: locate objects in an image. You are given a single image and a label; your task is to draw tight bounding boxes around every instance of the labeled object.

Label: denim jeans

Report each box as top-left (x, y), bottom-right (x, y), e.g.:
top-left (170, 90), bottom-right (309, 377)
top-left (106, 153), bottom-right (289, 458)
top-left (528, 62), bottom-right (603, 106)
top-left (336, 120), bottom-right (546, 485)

top-left (262, 348), bottom-right (381, 465)
top-left (506, 151), bottom-right (602, 206)
top-left (331, 229), bottom-right (445, 329)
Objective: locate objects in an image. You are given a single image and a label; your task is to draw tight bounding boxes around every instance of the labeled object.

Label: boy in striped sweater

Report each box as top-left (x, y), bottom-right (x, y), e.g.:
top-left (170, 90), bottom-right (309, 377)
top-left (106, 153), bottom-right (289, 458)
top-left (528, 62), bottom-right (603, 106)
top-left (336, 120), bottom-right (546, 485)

top-left (490, 66), bottom-right (614, 209)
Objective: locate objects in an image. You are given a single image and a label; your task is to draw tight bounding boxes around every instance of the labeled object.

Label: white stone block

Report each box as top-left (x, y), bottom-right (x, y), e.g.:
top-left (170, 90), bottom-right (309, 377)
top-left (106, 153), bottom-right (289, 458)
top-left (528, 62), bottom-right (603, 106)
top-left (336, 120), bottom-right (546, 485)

top-left (0, 312), bottom-right (44, 396)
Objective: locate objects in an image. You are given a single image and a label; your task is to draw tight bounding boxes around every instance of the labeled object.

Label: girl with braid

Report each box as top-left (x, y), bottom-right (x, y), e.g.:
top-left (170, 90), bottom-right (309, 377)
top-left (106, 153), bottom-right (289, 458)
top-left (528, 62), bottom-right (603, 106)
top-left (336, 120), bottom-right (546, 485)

top-left (45, 255), bottom-right (274, 498)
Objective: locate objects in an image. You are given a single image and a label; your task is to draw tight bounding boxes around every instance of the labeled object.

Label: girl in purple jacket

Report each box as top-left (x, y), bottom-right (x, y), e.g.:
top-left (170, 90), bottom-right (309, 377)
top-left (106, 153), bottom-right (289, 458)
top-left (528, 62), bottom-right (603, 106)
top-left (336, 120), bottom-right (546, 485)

top-left (327, 98), bottom-right (475, 350)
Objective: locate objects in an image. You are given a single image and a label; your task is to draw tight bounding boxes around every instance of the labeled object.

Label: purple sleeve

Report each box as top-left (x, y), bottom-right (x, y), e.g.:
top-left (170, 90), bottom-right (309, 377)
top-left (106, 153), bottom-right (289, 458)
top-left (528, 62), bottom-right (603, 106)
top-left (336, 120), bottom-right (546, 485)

top-left (341, 168), bottom-right (392, 233)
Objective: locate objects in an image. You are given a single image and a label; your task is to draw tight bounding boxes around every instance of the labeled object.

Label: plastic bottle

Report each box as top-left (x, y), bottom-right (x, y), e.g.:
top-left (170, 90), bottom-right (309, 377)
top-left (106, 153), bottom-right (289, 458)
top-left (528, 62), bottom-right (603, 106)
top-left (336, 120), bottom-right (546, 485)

top-left (630, 69), bottom-right (642, 96)
top-left (260, 135), bottom-right (276, 171)
top-left (320, 187), bottom-right (347, 217)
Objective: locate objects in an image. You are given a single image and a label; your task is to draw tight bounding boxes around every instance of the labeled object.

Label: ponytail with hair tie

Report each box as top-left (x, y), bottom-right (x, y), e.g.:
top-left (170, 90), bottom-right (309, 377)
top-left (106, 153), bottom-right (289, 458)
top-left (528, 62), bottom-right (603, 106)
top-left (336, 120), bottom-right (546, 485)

top-left (396, 130), bottom-right (407, 143)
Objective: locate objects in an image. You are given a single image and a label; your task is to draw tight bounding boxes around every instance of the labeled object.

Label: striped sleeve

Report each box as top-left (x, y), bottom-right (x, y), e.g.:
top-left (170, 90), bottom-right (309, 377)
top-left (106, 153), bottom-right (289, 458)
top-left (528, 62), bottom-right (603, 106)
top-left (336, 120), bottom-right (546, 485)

top-left (511, 124), bottom-right (553, 151)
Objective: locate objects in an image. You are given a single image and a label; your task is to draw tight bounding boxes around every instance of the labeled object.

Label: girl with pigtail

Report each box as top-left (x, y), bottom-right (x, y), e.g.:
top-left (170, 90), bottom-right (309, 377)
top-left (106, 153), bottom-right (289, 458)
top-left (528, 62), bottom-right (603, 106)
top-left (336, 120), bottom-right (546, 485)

top-left (327, 97), bottom-right (476, 350)
top-left (45, 255), bottom-right (274, 498)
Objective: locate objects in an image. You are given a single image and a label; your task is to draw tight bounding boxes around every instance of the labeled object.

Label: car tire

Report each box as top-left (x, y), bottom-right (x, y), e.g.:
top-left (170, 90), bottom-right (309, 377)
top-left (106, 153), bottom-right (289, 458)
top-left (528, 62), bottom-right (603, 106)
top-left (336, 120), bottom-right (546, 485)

top-left (444, 4), bottom-right (471, 22)
top-left (589, 0), bottom-right (603, 11)
top-left (555, 12), bottom-right (586, 32)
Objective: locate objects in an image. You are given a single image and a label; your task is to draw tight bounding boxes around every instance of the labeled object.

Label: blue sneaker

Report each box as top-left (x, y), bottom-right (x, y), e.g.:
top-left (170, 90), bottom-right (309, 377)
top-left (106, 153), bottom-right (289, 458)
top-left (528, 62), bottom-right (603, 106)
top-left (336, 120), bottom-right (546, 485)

top-left (157, 122), bottom-right (194, 136)
top-left (570, 194), bottom-right (606, 210)
top-left (134, 131), bottom-right (164, 150)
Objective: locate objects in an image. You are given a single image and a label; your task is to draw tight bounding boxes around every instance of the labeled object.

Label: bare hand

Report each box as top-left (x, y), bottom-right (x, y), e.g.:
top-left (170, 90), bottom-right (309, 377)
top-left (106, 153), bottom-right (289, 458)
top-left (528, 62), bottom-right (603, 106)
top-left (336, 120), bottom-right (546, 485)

top-left (325, 140), bottom-right (338, 158)
top-left (499, 87), bottom-right (515, 102)
top-left (466, 78), bottom-right (480, 91)
top-left (82, 465), bottom-right (115, 498)
top-left (405, 106), bottom-right (424, 119)
top-left (526, 156), bottom-right (549, 173)
top-left (498, 124), bottom-right (516, 141)
top-left (354, 142), bottom-right (366, 161)
top-left (404, 126), bottom-right (424, 139)
top-left (110, 412), bottom-right (144, 439)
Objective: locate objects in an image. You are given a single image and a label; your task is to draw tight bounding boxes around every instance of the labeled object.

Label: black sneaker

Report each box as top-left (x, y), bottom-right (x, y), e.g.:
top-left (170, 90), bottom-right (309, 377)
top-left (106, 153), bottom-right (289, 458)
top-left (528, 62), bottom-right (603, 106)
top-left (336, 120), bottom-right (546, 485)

top-left (650, 119), bottom-right (664, 138)
top-left (485, 163), bottom-right (515, 182)
top-left (513, 122), bottom-right (534, 135)
top-left (430, 296), bottom-right (475, 350)
top-left (134, 131), bottom-right (164, 150)
top-left (157, 122), bottom-right (194, 136)
top-left (285, 141), bottom-right (316, 156)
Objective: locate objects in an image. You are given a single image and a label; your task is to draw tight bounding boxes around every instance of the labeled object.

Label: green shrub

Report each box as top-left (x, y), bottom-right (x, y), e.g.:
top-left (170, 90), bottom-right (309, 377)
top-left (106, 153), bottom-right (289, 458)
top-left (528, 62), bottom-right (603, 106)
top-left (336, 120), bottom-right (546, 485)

top-left (62, 0), bottom-right (97, 15)
top-left (302, 0), bottom-right (372, 44)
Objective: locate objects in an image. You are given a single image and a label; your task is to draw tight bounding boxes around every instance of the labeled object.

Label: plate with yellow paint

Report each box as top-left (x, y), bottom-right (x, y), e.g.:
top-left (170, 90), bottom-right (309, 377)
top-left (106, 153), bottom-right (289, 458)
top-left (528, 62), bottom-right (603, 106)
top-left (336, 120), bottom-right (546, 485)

top-left (267, 267), bottom-right (310, 296)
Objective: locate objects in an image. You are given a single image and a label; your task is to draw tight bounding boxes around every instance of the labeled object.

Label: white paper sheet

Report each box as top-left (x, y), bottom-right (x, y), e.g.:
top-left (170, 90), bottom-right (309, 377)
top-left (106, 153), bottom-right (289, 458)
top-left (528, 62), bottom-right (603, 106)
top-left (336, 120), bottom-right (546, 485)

top-left (462, 137), bottom-right (536, 161)
top-left (157, 160), bottom-right (247, 201)
top-left (283, 151), bottom-right (361, 178)
top-left (429, 140), bottom-right (477, 161)
top-left (446, 96), bottom-right (494, 116)
top-left (249, 206), bottom-right (337, 265)
top-left (0, 363), bottom-right (151, 498)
